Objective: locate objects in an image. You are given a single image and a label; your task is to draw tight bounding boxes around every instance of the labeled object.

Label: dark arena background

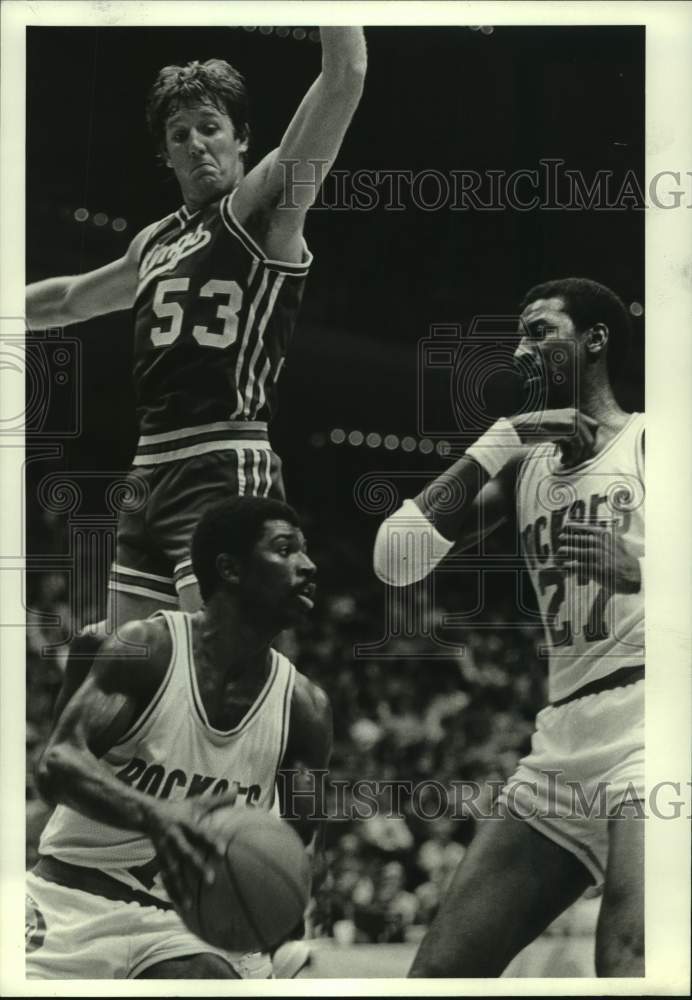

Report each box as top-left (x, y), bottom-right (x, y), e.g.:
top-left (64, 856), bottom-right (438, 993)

top-left (26, 25), bottom-right (644, 977)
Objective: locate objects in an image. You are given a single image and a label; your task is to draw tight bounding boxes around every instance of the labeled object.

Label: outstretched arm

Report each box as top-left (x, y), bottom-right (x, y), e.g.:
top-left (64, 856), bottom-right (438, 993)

top-left (234, 27), bottom-right (367, 258)
top-left (26, 223), bottom-right (153, 329)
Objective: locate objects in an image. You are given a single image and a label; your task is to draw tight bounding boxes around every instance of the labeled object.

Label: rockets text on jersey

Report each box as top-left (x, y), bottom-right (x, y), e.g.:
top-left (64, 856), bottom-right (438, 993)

top-left (38, 611), bottom-right (296, 903)
top-left (516, 412), bottom-right (645, 702)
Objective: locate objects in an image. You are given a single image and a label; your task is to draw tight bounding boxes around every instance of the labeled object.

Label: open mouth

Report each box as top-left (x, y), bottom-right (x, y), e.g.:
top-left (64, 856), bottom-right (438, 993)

top-left (295, 582), bottom-right (316, 609)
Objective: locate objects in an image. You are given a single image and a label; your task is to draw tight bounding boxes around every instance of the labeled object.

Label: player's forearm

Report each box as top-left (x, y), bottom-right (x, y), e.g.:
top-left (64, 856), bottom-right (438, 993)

top-left (319, 27), bottom-right (367, 85)
top-left (373, 458), bottom-right (488, 587)
top-left (414, 456), bottom-right (492, 541)
top-left (373, 419), bottom-right (525, 587)
top-left (37, 742), bottom-right (159, 834)
top-left (26, 276), bottom-right (77, 328)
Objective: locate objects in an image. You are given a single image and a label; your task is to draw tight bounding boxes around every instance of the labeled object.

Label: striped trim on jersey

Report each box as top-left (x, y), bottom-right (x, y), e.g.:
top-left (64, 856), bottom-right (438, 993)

top-left (133, 420), bottom-right (270, 466)
top-left (221, 191), bottom-right (313, 276)
top-left (173, 559), bottom-right (197, 595)
top-left (220, 193), bottom-right (312, 422)
top-left (168, 449), bottom-right (274, 590)
top-left (238, 446), bottom-right (274, 496)
top-left (108, 564), bottom-right (178, 605)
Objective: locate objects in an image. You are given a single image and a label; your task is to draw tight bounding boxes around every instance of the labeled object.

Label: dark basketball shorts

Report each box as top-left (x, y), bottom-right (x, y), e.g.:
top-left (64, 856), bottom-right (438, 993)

top-left (108, 443), bottom-right (285, 607)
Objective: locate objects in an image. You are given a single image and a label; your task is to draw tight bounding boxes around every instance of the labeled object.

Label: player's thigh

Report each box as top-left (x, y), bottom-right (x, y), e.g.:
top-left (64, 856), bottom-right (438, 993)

top-left (595, 812), bottom-right (644, 976)
top-left (409, 805), bottom-right (591, 977)
top-left (108, 465), bottom-right (179, 628)
top-left (136, 953), bottom-right (240, 979)
top-left (26, 875), bottom-right (131, 979)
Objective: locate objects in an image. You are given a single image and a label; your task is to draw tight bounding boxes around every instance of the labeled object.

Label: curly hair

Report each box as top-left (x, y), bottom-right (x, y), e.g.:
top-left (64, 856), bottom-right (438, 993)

top-left (146, 58), bottom-right (250, 157)
top-left (191, 496), bottom-right (301, 602)
top-left (519, 277), bottom-right (633, 378)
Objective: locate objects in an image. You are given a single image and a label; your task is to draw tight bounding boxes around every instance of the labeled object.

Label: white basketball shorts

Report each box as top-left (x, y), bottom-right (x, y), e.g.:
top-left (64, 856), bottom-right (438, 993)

top-left (25, 871), bottom-right (271, 980)
top-left (498, 677), bottom-right (644, 888)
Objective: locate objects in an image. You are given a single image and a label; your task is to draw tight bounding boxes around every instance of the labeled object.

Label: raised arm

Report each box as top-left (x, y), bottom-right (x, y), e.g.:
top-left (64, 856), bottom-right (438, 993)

top-left (234, 27), bottom-right (366, 257)
top-left (26, 223), bottom-right (153, 329)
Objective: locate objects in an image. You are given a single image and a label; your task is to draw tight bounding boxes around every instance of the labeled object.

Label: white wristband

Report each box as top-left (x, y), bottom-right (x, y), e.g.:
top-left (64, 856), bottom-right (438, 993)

top-left (465, 417), bottom-right (524, 479)
top-left (373, 499), bottom-right (454, 587)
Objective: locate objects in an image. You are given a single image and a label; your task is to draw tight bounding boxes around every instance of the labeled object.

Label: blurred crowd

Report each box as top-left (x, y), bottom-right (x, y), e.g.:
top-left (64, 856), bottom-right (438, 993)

top-left (26, 504), bottom-right (557, 944)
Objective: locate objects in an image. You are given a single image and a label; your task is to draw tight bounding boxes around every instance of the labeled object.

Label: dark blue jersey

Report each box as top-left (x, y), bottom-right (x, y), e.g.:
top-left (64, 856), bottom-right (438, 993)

top-left (131, 192), bottom-right (311, 464)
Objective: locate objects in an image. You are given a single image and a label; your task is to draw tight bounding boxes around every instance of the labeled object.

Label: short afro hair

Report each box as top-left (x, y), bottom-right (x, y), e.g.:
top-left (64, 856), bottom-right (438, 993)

top-left (519, 277), bottom-right (633, 378)
top-left (146, 58), bottom-right (250, 157)
top-left (191, 495), bottom-right (300, 603)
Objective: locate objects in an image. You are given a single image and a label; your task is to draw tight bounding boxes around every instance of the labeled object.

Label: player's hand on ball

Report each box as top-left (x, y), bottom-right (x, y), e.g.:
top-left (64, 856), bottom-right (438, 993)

top-left (144, 786), bottom-right (240, 911)
top-left (510, 408), bottom-right (598, 466)
top-left (557, 522), bottom-right (641, 593)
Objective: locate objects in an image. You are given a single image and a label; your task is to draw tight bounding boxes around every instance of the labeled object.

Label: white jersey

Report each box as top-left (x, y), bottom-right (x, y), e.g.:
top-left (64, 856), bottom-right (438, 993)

top-left (39, 610), bottom-right (295, 903)
top-left (516, 412), bottom-right (644, 702)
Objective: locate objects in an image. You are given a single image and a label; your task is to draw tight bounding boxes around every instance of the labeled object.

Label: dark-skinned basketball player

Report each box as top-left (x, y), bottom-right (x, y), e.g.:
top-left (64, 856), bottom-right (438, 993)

top-left (374, 278), bottom-right (645, 977)
top-left (26, 496), bottom-right (331, 980)
top-left (26, 27), bottom-right (366, 716)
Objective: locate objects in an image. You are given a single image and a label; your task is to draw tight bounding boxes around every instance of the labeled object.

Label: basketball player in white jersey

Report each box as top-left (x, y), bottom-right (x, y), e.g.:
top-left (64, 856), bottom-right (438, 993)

top-left (373, 278), bottom-right (645, 977)
top-left (26, 496), bottom-right (331, 980)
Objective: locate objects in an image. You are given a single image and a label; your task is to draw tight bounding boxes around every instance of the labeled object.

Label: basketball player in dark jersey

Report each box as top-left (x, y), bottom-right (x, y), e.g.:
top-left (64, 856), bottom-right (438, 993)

top-left (26, 28), bottom-right (366, 631)
top-left (374, 278), bottom-right (644, 977)
top-left (28, 496), bottom-right (331, 979)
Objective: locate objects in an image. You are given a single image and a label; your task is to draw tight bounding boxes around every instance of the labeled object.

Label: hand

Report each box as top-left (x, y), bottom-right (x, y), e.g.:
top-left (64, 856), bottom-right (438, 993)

top-left (556, 523), bottom-right (641, 593)
top-left (509, 408), bottom-right (598, 466)
top-left (143, 786), bottom-right (239, 911)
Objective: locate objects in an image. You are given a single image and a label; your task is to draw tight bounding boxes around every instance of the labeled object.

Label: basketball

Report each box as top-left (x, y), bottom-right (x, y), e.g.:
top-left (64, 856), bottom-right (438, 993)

top-left (181, 807), bottom-right (311, 954)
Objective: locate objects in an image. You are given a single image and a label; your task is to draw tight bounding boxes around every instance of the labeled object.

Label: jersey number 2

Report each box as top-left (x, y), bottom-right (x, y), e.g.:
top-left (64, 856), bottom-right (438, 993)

top-left (151, 277), bottom-right (242, 348)
top-left (538, 568), bottom-right (612, 646)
